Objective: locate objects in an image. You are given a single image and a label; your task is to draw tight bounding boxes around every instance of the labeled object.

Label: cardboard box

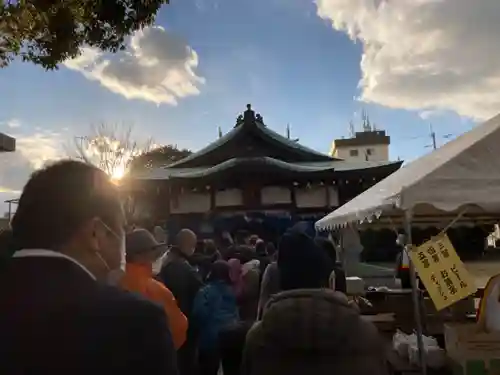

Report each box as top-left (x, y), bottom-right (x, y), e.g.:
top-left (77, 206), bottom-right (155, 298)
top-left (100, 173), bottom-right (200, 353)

top-left (346, 276), bottom-right (365, 295)
top-left (445, 323), bottom-right (500, 375)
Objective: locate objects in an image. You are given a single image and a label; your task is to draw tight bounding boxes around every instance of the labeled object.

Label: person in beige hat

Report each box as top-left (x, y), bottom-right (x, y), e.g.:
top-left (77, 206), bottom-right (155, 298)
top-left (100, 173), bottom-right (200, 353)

top-left (120, 228), bottom-right (188, 350)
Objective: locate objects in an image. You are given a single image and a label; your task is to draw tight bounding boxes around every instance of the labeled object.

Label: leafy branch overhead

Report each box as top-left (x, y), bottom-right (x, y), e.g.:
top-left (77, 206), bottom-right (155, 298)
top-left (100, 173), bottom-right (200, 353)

top-left (129, 144), bottom-right (192, 172)
top-left (0, 0), bottom-right (169, 69)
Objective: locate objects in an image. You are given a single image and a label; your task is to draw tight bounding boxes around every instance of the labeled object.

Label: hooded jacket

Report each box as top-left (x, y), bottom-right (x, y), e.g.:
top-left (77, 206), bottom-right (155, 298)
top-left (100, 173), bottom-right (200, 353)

top-left (192, 280), bottom-right (239, 350)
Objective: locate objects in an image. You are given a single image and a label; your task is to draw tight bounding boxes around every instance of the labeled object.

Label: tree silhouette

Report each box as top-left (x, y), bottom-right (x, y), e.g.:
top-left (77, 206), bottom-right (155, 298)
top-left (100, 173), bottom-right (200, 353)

top-left (129, 144), bottom-right (192, 172)
top-left (70, 123), bottom-right (154, 180)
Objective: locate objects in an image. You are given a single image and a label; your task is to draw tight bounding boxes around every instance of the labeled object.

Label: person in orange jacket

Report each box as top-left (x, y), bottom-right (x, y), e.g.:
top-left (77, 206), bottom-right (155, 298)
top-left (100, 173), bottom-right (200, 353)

top-left (120, 228), bottom-right (188, 350)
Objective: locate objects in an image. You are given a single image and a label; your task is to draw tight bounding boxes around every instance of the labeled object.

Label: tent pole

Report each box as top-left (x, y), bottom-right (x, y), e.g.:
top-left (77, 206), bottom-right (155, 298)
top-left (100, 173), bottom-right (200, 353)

top-left (405, 210), bottom-right (427, 375)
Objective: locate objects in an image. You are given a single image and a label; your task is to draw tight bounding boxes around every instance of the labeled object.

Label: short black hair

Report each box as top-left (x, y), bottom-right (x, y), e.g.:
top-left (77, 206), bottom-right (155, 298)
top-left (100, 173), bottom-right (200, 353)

top-left (11, 159), bottom-right (123, 251)
top-left (235, 230), bottom-right (250, 244)
top-left (207, 260), bottom-right (231, 284)
top-left (255, 240), bottom-right (266, 256)
top-left (203, 239), bottom-right (218, 255)
top-left (266, 242), bottom-right (276, 256)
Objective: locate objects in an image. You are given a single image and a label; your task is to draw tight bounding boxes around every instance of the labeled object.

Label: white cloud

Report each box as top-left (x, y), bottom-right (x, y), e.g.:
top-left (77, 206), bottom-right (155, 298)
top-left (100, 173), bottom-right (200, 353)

top-left (418, 109), bottom-right (446, 120)
top-left (0, 119), bottom-right (21, 129)
top-left (316, 0), bottom-right (500, 120)
top-left (6, 119), bottom-right (21, 128)
top-left (64, 26), bottom-right (205, 105)
top-left (0, 131), bottom-right (65, 193)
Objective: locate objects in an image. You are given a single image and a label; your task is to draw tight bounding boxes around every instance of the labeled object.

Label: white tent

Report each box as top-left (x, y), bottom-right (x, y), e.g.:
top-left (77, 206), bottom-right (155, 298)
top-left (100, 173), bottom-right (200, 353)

top-left (316, 113), bottom-right (500, 231)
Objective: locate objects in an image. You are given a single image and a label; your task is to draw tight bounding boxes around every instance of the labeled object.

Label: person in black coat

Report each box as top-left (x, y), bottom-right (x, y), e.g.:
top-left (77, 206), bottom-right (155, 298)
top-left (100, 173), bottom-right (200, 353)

top-left (159, 228), bottom-right (203, 375)
top-left (0, 160), bottom-right (177, 374)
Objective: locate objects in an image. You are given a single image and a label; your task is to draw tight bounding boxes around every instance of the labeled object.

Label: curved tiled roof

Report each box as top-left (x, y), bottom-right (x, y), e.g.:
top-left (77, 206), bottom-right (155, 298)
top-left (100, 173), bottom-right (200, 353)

top-left (130, 158), bottom-right (402, 180)
top-left (168, 114), bottom-right (335, 168)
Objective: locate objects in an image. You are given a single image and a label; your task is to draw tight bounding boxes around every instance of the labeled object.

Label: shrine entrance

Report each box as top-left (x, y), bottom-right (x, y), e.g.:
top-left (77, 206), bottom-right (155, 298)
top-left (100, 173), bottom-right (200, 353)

top-left (213, 212), bottom-right (293, 243)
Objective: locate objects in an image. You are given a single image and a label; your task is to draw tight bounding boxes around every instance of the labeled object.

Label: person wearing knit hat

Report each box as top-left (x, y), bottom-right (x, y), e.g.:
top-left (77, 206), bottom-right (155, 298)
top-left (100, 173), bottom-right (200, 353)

top-left (243, 230), bottom-right (388, 375)
top-left (277, 230), bottom-right (332, 291)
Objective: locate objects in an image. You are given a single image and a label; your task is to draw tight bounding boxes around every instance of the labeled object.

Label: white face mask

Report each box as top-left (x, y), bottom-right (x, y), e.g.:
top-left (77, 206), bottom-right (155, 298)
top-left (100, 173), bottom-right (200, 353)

top-left (118, 235), bottom-right (126, 271)
top-left (152, 256), bottom-right (163, 275)
top-left (94, 221), bottom-right (126, 280)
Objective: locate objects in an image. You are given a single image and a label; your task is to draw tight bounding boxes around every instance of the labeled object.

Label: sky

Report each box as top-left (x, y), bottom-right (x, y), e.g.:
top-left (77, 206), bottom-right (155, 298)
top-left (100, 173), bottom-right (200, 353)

top-left (0, 0), bottom-right (498, 213)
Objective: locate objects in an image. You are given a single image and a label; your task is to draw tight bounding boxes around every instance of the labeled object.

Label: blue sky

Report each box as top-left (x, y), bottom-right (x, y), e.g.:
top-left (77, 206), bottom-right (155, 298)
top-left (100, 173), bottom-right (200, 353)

top-left (0, 0), bottom-right (497, 211)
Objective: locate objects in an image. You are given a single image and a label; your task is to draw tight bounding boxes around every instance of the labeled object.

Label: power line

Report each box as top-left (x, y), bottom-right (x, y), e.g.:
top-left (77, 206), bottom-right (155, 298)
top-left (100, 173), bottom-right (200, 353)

top-left (427, 123), bottom-right (454, 150)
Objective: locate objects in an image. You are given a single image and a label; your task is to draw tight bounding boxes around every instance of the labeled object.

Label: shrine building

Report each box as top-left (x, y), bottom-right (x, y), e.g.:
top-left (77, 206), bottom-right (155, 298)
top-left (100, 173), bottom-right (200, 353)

top-left (127, 105), bottom-right (402, 237)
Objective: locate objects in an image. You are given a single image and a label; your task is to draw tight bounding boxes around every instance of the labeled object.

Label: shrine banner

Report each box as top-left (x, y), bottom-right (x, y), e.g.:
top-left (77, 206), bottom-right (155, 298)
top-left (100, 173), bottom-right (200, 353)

top-left (409, 233), bottom-right (477, 311)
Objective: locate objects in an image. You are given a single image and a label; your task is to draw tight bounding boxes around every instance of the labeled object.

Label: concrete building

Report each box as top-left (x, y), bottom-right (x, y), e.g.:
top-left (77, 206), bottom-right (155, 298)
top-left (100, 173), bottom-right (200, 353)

top-left (330, 130), bottom-right (390, 162)
top-left (0, 133), bottom-right (15, 152)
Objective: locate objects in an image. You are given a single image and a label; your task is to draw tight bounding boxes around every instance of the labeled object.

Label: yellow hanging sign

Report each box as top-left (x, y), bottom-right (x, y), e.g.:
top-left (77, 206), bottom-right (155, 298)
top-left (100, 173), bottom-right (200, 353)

top-left (409, 233), bottom-right (477, 311)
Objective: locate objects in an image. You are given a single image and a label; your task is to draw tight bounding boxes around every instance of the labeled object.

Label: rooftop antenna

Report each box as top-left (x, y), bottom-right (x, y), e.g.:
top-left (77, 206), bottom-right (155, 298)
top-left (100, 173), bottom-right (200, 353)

top-left (286, 123), bottom-right (291, 139)
top-left (349, 120), bottom-right (355, 138)
top-left (362, 110), bottom-right (371, 132)
top-left (218, 126), bottom-right (223, 139)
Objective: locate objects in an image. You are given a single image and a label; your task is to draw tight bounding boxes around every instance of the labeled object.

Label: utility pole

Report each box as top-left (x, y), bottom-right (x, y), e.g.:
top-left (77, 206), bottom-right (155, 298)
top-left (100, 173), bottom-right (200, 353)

top-left (427, 124), bottom-right (452, 150)
top-left (429, 124), bottom-right (437, 150)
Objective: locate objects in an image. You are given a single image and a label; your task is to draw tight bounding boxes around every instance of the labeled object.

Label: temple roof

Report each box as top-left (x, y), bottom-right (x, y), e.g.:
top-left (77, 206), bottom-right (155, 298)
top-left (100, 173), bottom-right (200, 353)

top-left (168, 104), bottom-right (336, 169)
top-left (131, 157), bottom-right (402, 180)
top-left (128, 104), bottom-right (403, 182)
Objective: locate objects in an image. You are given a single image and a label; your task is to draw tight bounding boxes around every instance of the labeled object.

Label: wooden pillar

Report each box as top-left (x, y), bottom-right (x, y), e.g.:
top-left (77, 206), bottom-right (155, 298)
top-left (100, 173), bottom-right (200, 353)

top-left (165, 183), bottom-right (171, 221)
top-left (290, 184), bottom-right (297, 210)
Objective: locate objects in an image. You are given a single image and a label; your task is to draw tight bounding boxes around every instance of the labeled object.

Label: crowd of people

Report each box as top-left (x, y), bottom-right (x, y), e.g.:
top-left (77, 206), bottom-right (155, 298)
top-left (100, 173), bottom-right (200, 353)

top-left (0, 160), bottom-right (390, 375)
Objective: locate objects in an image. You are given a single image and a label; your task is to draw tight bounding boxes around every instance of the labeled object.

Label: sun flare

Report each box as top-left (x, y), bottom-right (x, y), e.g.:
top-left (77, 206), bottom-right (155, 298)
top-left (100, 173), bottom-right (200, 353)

top-left (111, 165), bottom-right (126, 181)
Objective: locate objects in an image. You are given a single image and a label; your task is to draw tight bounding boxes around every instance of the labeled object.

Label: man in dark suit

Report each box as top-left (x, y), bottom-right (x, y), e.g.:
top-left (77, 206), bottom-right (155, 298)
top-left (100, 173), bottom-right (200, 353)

top-left (0, 160), bottom-right (178, 374)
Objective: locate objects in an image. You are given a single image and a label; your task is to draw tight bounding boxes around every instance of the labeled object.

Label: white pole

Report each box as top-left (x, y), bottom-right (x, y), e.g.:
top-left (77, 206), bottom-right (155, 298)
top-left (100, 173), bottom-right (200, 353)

top-left (404, 209), bottom-right (427, 375)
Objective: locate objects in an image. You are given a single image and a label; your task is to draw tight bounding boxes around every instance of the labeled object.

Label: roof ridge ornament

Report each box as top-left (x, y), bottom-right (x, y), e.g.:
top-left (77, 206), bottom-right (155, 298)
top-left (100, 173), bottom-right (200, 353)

top-left (244, 103), bottom-right (255, 123)
top-left (235, 104), bottom-right (260, 128)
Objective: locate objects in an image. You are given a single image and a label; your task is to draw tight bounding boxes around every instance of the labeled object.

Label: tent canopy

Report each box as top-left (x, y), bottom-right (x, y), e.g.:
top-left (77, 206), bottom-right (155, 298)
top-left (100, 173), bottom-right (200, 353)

top-left (316, 113), bottom-right (500, 230)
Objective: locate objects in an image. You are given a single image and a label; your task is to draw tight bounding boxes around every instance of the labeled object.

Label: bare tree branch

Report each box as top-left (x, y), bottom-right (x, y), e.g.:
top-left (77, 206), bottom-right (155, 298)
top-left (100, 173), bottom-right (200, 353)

top-left (67, 122), bottom-right (154, 179)
top-left (65, 122), bottom-right (156, 223)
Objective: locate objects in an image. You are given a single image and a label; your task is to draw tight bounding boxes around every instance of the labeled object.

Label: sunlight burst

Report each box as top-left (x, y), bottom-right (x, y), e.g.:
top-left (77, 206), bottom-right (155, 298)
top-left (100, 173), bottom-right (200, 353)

top-left (77, 130), bottom-right (150, 181)
top-left (111, 165), bottom-right (126, 181)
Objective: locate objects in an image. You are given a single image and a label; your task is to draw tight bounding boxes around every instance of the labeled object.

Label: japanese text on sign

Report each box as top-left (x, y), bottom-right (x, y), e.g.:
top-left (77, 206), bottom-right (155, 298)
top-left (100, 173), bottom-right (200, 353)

top-left (408, 233), bottom-right (477, 311)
